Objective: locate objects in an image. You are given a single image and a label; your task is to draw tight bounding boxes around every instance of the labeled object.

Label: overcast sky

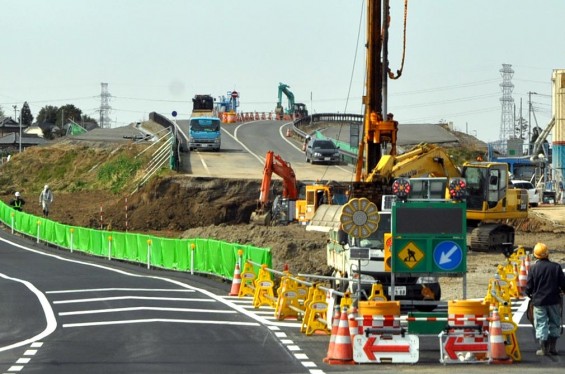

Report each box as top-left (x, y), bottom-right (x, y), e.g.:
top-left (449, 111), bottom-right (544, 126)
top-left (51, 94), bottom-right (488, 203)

top-left (1, 0), bottom-right (562, 142)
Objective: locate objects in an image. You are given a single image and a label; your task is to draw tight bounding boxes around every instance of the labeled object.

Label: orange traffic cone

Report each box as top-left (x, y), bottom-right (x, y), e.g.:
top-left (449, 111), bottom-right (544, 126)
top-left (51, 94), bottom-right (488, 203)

top-left (489, 307), bottom-right (512, 364)
top-left (327, 307), bottom-right (354, 365)
top-left (323, 306), bottom-right (341, 363)
top-left (518, 258), bottom-right (527, 296)
top-left (525, 253), bottom-right (531, 274)
top-left (348, 305), bottom-right (359, 341)
top-left (229, 263), bottom-right (242, 296)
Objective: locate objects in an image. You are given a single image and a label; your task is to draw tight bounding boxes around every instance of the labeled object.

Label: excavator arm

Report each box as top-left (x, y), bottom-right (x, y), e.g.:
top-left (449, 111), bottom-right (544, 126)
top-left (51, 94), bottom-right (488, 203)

top-left (251, 151), bottom-right (298, 225)
top-left (366, 143), bottom-right (461, 182)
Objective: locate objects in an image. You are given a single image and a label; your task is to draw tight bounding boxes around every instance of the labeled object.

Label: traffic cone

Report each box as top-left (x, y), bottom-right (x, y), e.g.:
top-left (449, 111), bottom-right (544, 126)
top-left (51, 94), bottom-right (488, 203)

top-left (348, 305), bottom-right (359, 341)
top-left (488, 307), bottom-right (512, 364)
top-left (323, 306), bottom-right (341, 363)
top-left (327, 307), bottom-right (354, 365)
top-left (286, 128), bottom-right (291, 137)
top-left (525, 253), bottom-right (531, 274)
top-left (229, 263), bottom-right (242, 296)
top-left (518, 258), bottom-right (527, 296)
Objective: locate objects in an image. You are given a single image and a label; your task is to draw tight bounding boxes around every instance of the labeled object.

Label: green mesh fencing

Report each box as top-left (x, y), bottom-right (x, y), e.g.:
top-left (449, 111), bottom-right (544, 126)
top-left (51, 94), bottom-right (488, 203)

top-left (0, 201), bottom-right (271, 279)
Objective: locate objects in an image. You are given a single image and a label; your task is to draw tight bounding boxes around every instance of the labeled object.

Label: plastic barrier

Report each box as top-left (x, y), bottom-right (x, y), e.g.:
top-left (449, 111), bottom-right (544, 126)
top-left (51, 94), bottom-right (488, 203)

top-left (0, 202), bottom-right (271, 281)
top-left (440, 300), bottom-right (490, 364)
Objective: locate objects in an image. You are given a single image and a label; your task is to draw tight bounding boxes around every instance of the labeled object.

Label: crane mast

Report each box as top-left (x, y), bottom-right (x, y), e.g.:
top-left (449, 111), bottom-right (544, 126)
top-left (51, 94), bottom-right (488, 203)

top-left (356, 0), bottom-right (398, 182)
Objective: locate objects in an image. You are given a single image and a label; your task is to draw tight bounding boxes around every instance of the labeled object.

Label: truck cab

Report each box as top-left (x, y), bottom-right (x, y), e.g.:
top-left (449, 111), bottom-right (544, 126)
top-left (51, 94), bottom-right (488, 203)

top-left (188, 116), bottom-right (221, 151)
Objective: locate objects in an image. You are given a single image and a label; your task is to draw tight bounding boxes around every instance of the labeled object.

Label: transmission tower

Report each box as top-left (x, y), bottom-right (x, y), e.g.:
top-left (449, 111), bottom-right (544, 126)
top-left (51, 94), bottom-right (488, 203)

top-left (99, 82), bottom-right (112, 128)
top-left (499, 64), bottom-right (515, 145)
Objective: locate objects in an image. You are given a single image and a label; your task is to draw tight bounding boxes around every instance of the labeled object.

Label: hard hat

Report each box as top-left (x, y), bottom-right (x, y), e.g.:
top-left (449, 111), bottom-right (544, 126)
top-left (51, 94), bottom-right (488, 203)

top-left (533, 242), bottom-right (549, 259)
top-left (15, 191), bottom-right (20, 197)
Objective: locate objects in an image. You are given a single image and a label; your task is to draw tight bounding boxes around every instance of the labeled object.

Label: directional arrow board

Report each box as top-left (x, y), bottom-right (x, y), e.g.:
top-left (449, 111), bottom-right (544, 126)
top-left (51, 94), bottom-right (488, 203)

top-left (352, 334), bottom-right (419, 363)
top-left (433, 241), bottom-right (463, 272)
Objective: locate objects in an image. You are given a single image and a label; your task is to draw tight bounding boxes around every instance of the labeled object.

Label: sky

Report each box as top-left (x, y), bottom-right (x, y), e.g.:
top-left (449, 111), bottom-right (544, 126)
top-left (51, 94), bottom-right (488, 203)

top-left (1, 0), bottom-right (562, 143)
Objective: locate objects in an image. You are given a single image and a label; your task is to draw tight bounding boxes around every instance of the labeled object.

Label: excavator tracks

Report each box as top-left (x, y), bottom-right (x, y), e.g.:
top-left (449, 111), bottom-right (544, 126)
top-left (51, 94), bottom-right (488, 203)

top-left (469, 223), bottom-right (515, 255)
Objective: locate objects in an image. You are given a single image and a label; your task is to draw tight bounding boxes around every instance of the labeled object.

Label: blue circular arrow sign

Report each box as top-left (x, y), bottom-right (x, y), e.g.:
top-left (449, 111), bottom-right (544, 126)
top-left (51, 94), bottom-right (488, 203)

top-left (433, 241), bottom-right (463, 271)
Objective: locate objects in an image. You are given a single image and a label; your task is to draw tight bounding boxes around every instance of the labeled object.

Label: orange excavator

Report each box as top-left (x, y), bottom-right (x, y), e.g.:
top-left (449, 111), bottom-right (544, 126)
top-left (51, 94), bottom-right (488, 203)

top-left (250, 150), bottom-right (299, 225)
top-left (250, 151), bottom-right (348, 226)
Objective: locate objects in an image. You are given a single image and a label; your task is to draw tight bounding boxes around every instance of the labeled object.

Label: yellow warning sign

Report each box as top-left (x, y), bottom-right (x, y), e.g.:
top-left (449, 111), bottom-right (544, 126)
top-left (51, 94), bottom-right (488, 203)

top-left (398, 242), bottom-right (424, 269)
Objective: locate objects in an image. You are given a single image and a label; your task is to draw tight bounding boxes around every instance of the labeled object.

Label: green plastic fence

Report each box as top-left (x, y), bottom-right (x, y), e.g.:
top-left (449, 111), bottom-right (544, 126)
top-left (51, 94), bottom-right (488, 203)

top-left (0, 201), bottom-right (271, 280)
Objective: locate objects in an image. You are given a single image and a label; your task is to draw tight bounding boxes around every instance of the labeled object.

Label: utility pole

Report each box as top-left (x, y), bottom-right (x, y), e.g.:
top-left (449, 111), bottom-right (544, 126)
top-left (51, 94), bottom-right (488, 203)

top-left (19, 112), bottom-right (22, 153)
top-left (528, 91), bottom-right (537, 155)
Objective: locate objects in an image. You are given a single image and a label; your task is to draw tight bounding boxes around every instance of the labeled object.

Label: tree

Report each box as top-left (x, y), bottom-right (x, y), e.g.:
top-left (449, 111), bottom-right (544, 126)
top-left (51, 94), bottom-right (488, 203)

top-left (20, 102), bottom-right (34, 126)
top-left (82, 114), bottom-right (98, 126)
top-left (36, 105), bottom-right (58, 125)
top-left (58, 104), bottom-right (83, 127)
top-left (0, 105), bottom-right (5, 118)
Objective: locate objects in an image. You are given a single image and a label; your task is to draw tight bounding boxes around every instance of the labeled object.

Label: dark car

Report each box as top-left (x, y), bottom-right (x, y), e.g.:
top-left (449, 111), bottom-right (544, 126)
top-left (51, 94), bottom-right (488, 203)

top-left (305, 139), bottom-right (341, 164)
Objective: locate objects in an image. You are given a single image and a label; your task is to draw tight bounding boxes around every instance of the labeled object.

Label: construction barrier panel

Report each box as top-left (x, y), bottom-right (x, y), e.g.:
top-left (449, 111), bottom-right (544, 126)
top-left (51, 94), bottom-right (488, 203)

top-left (0, 202), bottom-right (271, 280)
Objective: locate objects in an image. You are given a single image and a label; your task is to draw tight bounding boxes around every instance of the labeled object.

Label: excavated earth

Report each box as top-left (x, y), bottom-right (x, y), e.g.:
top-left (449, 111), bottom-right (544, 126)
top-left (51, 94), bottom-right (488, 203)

top-left (3, 174), bottom-right (564, 302)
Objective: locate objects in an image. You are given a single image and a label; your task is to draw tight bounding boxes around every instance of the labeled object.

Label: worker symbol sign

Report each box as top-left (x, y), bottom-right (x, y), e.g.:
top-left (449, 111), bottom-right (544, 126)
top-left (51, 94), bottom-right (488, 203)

top-left (397, 242), bottom-right (424, 269)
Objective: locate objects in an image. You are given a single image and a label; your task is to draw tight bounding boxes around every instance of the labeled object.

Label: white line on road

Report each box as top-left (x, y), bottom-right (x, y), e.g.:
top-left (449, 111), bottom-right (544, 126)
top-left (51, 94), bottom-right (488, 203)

top-left (63, 318), bottom-right (261, 328)
top-left (53, 296), bottom-right (215, 304)
top-left (47, 288), bottom-right (195, 293)
top-left (59, 306), bottom-right (236, 316)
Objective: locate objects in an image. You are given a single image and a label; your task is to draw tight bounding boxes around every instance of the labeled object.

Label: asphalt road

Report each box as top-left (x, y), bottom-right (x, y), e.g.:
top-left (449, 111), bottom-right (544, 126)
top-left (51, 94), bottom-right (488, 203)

top-left (0, 230), bottom-right (308, 374)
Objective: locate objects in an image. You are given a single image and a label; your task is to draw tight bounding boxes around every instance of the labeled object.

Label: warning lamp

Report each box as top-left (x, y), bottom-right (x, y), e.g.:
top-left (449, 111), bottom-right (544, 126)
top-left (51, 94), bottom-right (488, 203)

top-left (448, 178), bottom-right (467, 201)
top-left (392, 178), bottom-right (411, 201)
top-left (384, 233), bottom-right (392, 272)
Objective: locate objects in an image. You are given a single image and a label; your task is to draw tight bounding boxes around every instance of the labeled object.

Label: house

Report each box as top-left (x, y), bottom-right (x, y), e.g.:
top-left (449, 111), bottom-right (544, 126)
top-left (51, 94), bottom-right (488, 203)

top-left (0, 117), bottom-right (28, 137)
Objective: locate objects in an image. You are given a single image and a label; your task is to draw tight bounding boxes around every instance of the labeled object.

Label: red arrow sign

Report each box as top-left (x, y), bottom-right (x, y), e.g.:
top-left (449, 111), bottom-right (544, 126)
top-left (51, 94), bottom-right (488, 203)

top-left (444, 336), bottom-right (488, 360)
top-left (363, 337), bottom-right (410, 360)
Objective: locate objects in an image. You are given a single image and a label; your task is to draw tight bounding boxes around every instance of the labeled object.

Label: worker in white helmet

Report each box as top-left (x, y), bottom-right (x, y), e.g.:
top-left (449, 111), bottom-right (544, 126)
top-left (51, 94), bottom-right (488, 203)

top-left (525, 242), bottom-right (565, 356)
top-left (39, 184), bottom-right (54, 217)
top-left (9, 191), bottom-right (25, 212)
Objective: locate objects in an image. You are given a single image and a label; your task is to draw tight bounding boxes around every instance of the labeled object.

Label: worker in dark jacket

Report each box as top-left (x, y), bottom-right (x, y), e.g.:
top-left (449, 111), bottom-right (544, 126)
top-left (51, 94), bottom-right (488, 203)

top-left (9, 191), bottom-right (25, 212)
top-left (525, 242), bottom-right (565, 356)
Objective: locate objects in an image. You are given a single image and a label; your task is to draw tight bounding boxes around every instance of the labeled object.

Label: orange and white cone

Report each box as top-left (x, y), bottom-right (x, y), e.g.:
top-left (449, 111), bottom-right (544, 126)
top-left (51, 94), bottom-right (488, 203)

top-left (518, 258), bottom-right (528, 296)
top-left (327, 307), bottom-right (354, 365)
top-left (229, 263), bottom-right (242, 296)
top-left (525, 253), bottom-right (531, 274)
top-left (489, 307), bottom-right (512, 364)
top-left (324, 306), bottom-right (341, 363)
top-left (348, 305), bottom-right (359, 341)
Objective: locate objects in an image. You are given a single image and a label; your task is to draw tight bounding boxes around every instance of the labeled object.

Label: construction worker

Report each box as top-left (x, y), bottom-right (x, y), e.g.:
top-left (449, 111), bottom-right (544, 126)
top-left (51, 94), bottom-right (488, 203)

top-left (39, 184), bottom-right (54, 217)
top-left (9, 191), bottom-right (25, 212)
top-left (525, 242), bottom-right (565, 356)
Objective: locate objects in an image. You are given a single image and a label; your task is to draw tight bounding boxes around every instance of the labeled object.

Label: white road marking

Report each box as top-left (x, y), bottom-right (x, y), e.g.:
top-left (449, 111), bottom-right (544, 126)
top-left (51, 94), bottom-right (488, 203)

top-left (53, 296), bottom-right (214, 304)
top-left (63, 318), bottom-right (260, 328)
top-left (6, 365), bottom-right (23, 372)
top-left (59, 306), bottom-right (235, 316)
top-left (22, 350), bottom-right (37, 356)
top-left (47, 288), bottom-right (195, 294)
top-left (0, 273), bottom-right (56, 353)
top-left (15, 358), bottom-right (30, 364)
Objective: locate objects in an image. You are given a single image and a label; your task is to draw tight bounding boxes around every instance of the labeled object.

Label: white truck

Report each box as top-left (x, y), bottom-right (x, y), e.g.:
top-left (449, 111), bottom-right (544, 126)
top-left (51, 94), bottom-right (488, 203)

top-left (319, 197), bottom-right (441, 311)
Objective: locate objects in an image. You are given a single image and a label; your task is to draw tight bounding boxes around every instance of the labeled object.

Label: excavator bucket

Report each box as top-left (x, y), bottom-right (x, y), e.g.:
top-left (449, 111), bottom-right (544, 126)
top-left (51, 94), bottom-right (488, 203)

top-left (250, 210), bottom-right (271, 226)
top-left (306, 205), bottom-right (343, 232)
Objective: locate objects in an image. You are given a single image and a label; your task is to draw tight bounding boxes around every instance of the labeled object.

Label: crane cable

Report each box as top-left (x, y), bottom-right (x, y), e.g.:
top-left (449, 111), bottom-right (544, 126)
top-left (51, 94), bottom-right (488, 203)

top-left (388, 0), bottom-right (408, 80)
